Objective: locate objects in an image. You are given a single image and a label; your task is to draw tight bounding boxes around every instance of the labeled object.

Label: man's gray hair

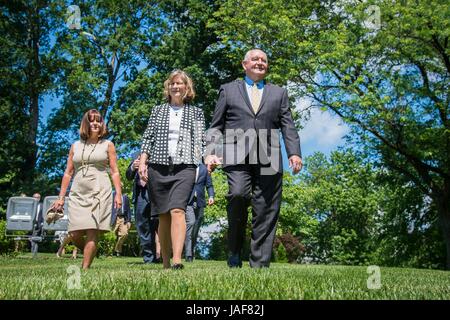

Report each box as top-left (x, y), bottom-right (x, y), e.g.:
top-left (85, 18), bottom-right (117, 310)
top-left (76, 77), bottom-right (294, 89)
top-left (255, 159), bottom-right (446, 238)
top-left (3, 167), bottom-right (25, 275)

top-left (243, 49), bottom-right (268, 62)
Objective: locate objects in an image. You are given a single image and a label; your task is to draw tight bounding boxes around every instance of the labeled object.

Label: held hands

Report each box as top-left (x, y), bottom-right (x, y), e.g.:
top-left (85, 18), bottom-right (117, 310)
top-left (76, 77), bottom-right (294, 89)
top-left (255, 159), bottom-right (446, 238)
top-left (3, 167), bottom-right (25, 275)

top-left (138, 161), bottom-right (148, 183)
top-left (205, 155), bottom-right (222, 175)
top-left (289, 155), bottom-right (303, 175)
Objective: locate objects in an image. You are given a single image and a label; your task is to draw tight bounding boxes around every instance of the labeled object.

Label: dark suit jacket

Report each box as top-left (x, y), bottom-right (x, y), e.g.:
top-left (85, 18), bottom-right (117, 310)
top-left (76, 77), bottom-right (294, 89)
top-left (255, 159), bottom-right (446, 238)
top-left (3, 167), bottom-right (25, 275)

top-left (36, 202), bottom-right (43, 225)
top-left (188, 163), bottom-right (215, 208)
top-left (111, 192), bottom-right (131, 225)
top-left (33, 201), bottom-right (43, 234)
top-left (126, 152), bottom-right (144, 205)
top-left (207, 80), bottom-right (301, 172)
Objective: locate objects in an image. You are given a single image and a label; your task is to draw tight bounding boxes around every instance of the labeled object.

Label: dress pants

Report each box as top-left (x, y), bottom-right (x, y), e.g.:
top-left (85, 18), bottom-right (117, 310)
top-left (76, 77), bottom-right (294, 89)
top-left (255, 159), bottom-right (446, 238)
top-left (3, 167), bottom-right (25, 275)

top-left (184, 204), bottom-right (205, 259)
top-left (113, 216), bottom-right (130, 253)
top-left (135, 187), bottom-right (159, 263)
top-left (224, 164), bottom-right (282, 268)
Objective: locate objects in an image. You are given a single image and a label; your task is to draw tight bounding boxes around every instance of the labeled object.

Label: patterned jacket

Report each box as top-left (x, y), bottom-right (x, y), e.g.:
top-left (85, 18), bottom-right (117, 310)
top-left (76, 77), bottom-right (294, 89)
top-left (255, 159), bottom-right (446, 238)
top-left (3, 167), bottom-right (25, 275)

top-left (140, 103), bottom-right (205, 165)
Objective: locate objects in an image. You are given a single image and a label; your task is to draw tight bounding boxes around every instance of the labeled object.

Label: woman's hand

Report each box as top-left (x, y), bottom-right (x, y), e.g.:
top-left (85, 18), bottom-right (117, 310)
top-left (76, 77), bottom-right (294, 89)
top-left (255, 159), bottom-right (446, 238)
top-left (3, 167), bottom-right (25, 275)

top-left (114, 192), bottom-right (123, 209)
top-left (52, 198), bottom-right (65, 212)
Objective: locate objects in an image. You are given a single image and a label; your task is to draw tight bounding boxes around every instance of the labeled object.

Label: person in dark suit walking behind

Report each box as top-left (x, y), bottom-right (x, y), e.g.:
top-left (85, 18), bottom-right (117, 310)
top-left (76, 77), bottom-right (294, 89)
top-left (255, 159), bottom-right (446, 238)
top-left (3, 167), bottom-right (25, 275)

top-left (205, 49), bottom-right (303, 268)
top-left (126, 153), bottom-right (160, 264)
top-left (111, 191), bottom-right (132, 256)
top-left (30, 192), bottom-right (43, 254)
top-left (184, 163), bottom-right (215, 262)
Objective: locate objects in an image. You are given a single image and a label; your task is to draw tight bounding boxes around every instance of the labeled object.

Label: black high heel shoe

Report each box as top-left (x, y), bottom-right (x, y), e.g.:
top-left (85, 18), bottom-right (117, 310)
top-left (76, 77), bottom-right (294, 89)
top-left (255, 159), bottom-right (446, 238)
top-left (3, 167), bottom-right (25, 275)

top-left (171, 263), bottom-right (184, 270)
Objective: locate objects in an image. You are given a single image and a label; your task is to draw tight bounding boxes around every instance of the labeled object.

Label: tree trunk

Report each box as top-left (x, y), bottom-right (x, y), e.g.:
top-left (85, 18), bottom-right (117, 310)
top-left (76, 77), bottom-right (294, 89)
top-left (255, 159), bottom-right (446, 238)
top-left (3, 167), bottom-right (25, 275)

top-left (22, 2), bottom-right (41, 186)
top-left (436, 181), bottom-right (450, 269)
top-left (101, 57), bottom-right (118, 120)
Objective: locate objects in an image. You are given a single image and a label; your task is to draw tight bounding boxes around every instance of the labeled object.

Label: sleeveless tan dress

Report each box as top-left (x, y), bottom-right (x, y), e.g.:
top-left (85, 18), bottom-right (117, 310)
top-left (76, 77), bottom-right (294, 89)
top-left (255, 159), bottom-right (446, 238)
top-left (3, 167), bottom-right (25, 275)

top-left (68, 139), bottom-right (112, 232)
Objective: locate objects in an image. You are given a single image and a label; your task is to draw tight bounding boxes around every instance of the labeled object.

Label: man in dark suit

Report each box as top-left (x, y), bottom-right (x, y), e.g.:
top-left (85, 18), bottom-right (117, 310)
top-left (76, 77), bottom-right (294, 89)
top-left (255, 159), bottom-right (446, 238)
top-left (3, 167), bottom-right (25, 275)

top-left (126, 153), bottom-right (160, 263)
top-left (184, 163), bottom-right (215, 262)
top-left (111, 191), bottom-right (131, 256)
top-left (30, 192), bottom-right (43, 255)
top-left (205, 49), bottom-right (303, 268)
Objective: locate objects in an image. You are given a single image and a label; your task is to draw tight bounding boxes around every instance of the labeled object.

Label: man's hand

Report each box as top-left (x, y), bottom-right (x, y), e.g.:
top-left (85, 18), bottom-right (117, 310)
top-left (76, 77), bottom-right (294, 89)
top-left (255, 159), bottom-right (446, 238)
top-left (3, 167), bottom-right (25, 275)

top-left (208, 198), bottom-right (215, 206)
top-left (289, 155), bottom-right (303, 175)
top-left (138, 161), bottom-right (148, 183)
top-left (205, 155), bottom-right (222, 175)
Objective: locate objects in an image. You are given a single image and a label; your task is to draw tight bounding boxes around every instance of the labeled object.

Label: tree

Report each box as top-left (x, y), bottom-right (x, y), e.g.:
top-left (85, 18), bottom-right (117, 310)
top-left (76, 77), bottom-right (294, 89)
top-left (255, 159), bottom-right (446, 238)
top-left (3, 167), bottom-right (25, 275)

top-left (373, 167), bottom-right (445, 268)
top-left (38, 0), bottom-right (161, 177)
top-left (0, 0), bottom-right (59, 208)
top-left (289, 151), bottom-right (380, 265)
top-left (212, 0), bottom-right (450, 268)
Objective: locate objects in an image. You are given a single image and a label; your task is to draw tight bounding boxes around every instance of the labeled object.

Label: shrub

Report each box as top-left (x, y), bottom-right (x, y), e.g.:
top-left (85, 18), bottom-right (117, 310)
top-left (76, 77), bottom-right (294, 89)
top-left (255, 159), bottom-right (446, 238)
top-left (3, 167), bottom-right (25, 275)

top-left (97, 229), bottom-right (141, 257)
top-left (97, 231), bottom-right (116, 256)
top-left (273, 242), bottom-right (288, 262)
top-left (0, 219), bottom-right (15, 254)
top-left (273, 233), bottom-right (304, 263)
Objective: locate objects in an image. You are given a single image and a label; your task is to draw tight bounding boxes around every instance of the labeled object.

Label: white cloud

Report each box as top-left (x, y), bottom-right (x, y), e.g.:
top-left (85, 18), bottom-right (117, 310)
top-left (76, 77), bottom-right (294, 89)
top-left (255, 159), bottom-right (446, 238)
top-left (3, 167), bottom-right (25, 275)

top-left (295, 97), bottom-right (350, 156)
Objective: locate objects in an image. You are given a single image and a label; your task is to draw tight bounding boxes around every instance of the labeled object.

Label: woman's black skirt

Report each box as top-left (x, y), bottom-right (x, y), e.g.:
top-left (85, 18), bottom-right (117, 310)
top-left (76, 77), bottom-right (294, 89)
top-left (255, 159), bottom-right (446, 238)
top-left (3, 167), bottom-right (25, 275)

top-left (148, 163), bottom-right (196, 216)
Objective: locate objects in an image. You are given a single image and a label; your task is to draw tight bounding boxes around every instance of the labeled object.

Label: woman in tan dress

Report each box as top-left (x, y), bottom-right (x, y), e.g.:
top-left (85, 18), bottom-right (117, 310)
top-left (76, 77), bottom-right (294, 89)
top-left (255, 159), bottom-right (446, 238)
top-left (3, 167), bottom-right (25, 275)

top-left (52, 109), bottom-right (122, 269)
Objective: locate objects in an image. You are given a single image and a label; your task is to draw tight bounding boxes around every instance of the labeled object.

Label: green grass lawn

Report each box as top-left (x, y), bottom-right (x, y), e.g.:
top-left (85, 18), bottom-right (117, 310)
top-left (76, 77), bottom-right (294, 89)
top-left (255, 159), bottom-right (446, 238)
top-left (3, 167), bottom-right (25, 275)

top-left (0, 253), bottom-right (449, 300)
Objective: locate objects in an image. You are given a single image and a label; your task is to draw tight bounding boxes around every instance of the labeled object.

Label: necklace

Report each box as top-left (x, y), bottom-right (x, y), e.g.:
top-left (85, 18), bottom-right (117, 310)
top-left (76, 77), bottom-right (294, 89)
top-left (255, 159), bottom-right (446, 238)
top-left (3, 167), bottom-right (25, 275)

top-left (170, 105), bottom-right (183, 117)
top-left (81, 140), bottom-right (98, 176)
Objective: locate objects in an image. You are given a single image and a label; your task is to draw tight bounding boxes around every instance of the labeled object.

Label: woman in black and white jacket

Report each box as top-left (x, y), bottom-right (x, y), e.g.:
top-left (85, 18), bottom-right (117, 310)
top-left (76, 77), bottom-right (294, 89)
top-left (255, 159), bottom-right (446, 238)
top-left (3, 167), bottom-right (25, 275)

top-left (139, 70), bottom-right (205, 270)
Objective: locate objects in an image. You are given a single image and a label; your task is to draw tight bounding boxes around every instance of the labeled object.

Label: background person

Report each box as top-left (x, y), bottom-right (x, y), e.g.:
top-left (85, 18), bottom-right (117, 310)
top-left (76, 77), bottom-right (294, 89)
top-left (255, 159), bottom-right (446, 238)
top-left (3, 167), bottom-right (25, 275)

top-left (184, 162), bottom-right (215, 262)
top-left (30, 192), bottom-right (43, 254)
top-left (126, 153), bottom-right (160, 263)
top-left (56, 231), bottom-right (78, 259)
top-left (111, 191), bottom-right (132, 257)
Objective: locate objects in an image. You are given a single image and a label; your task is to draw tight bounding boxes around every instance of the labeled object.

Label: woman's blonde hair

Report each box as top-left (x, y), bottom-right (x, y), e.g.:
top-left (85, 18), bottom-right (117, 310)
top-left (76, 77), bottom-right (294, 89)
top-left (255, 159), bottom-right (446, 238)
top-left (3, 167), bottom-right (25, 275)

top-left (163, 69), bottom-right (196, 103)
top-left (79, 109), bottom-right (108, 140)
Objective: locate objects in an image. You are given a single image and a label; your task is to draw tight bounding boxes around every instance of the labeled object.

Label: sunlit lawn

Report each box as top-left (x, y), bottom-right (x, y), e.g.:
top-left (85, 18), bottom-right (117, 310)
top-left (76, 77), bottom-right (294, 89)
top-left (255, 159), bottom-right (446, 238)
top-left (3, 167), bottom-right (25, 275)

top-left (0, 253), bottom-right (449, 300)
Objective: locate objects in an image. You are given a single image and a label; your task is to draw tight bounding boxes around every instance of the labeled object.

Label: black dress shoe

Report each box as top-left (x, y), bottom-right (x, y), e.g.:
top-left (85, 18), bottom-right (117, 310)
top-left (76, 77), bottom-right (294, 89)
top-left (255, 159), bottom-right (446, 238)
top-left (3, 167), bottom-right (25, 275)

top-left (171, 263), bottom-right (184, 270)
top-left (227, 254), bottom-right (242, 268)
top-left (185, 256), bottom-right (193, 262)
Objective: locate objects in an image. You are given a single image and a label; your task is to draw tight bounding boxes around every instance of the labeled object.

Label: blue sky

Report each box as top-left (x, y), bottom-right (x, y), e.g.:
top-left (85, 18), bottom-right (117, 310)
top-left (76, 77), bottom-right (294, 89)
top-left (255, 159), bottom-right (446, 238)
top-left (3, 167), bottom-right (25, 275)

top-left (42, 95), bottom-right (61, 121)
top-left (296, 97), bottom-right (350, 158)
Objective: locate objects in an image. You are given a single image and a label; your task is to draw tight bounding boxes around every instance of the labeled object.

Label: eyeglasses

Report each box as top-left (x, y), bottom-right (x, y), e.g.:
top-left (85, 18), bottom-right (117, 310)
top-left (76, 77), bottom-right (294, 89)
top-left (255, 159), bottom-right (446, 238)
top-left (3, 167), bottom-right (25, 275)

top-left (88, 115), bottom-right (103, 123)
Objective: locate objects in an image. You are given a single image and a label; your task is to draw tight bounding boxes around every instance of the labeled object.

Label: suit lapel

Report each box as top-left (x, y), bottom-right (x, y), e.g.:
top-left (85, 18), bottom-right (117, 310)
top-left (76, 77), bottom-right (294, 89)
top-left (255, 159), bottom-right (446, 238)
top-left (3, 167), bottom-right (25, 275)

top-left (257, 84), bottom-right (270, 115)
top-left (238, 80), bottom-right (254, 114)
